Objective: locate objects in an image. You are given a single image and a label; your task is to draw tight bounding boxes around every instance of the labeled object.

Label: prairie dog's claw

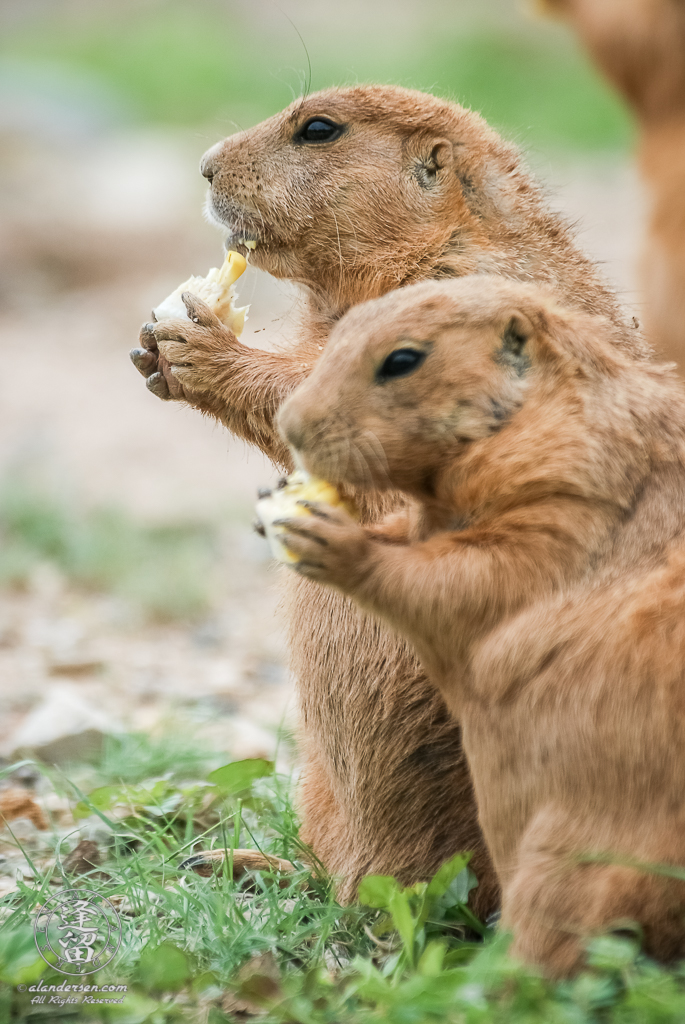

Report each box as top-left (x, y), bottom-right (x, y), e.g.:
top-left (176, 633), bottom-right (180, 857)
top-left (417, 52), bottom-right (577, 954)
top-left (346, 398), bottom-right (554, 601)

top-left (146, 371), bottom-right (171, 400)
top-left (130, 347), bottom-right (158, 377)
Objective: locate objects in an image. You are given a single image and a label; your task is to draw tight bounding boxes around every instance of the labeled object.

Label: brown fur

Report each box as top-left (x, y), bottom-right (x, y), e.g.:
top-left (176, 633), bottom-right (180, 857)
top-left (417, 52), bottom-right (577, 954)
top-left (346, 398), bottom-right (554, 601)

top-left (132, 85), bottom-right (644, 913)
top-left (276, 275), bottom-right (685, 976)
top-left (543, 0), bottom-right (685, 371)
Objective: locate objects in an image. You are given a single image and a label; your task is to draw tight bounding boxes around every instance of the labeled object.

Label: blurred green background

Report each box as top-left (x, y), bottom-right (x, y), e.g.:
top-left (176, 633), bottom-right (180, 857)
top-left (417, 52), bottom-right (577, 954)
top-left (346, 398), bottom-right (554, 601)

top-left (0, 0), bottom-right (633, 151)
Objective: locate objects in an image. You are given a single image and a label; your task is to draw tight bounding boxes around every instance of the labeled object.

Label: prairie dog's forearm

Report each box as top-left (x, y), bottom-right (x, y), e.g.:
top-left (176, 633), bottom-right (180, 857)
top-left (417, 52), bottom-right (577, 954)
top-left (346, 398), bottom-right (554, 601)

top-left (350, 503), bottom-right (604, 689)
top-left (187, 343), bottom-right (312, 470)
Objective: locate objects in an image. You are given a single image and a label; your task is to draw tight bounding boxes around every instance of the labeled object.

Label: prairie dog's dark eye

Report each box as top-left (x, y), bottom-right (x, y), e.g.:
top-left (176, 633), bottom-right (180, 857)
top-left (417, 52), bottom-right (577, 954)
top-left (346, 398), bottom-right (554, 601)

top-left (376, 348), bottom-right (427, 383)
top-left (294, 117), bottom-right (344, 143)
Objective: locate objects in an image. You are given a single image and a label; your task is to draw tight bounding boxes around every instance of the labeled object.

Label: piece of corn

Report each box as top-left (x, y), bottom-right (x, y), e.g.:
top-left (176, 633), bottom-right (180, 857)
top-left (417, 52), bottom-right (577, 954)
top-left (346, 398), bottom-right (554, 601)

top-left (255, 471), bottom-right (356, 565)
top-left (153, 250), bottom-right (249, 335)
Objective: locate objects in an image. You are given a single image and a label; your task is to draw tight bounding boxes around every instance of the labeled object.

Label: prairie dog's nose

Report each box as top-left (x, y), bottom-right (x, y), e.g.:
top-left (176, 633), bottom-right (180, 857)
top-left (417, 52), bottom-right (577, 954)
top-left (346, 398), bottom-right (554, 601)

top-left (200, 140), bottom-right (224, 182)
top-left (277, 398), bottom-right (307, 453)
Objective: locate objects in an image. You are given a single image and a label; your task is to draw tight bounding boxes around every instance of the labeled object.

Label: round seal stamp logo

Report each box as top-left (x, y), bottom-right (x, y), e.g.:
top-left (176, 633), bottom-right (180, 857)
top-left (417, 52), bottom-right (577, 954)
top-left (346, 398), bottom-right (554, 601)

top-left (34, 889), bottom-right (121, 976)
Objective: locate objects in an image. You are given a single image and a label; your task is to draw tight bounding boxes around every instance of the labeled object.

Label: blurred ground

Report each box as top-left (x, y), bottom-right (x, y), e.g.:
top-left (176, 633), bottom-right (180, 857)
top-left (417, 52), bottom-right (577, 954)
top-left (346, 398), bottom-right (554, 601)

top-left (0, 127), bottom-right (305, 765)
top-left (0, 0), bottom-right (646, 774)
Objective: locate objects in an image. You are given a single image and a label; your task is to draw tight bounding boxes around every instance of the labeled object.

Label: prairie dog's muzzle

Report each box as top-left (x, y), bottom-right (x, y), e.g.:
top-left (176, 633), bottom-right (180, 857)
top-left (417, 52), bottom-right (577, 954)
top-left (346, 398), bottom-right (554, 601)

top-left (200, 140), bottom-right (224, 182)
top-left (277, 394), bottom-right (312, 455)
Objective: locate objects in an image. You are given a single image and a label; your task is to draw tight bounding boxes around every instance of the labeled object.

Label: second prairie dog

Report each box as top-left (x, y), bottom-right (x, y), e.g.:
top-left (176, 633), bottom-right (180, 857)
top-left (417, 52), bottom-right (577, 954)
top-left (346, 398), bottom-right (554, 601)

top-left (543, 0), bottom-right (685, 373)
top-left (133, 85), bottom-right (645, 913)
top-left (276, 274), bottom-right (685, 977)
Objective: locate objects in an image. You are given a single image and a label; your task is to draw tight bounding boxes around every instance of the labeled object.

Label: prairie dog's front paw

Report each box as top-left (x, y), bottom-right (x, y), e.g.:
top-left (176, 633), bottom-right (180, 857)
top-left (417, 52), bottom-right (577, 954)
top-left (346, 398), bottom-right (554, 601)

top-left (152, 294), bottom-right (240, 401)
top-left (133, 248), bottom-right (248, 403)
top-left (273, 503), bottom-right (372, 590)
top-left (132, 321), bottom-right (186, 401)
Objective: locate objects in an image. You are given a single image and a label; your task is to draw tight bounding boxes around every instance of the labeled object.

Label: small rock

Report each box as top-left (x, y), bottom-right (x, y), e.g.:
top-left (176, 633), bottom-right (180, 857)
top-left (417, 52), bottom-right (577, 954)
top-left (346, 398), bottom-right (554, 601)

top-left (6, 818), bottom-right (42, 842)
top-left (220, 717), bottom-right (276, 761)
top-left (4, 763), bottom-right (41, 787)
top-left (192, 620), bottom-right (224, 649)
top-left (6, 683), bottom-right (122, 764)
top-left (48, 655), bottom-right (105, 677)
top-left (41, 791), bottom-right (75, 824)
top-left (0, 877), bottom-right (20, 900)
top-left (63, 839), bottom-right (104, 876)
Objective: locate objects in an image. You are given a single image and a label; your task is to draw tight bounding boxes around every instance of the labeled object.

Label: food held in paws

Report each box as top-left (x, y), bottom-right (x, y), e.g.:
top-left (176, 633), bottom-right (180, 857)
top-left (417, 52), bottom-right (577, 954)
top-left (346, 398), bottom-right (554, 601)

top-left (153, 250), bottom-right (249, 335)
top-left (255, 471), bottom-right (356, 564)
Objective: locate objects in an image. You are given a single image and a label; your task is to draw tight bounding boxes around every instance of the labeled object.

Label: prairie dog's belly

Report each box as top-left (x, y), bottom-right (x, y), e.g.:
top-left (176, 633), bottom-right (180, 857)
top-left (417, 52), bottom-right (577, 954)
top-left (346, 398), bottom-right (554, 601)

top-left (284, 491), bottom-right (466, 796)
top-left (465, 576), bottom-right (685, 874)
top-left (286, 574), bottom-right (465, 794)
top-left (288, 574), bottom-right (419, 733)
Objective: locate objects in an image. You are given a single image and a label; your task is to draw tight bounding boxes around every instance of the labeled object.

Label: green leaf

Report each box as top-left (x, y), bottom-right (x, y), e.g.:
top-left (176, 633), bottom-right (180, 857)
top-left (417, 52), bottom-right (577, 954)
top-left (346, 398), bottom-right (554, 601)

top-left (388, 890), bottom-right (417, 962)
top-left (73, 784), bottom-right (121, 819)
top-left (137, 942), bottom-right (191, 992)
top-left (425, 853), bottom-right (471, 901)
top-left (191, 970), bottom-right (219, 995)
top-left (0, 926), bottom-right (46, 985)
top-left (131, 779), bottom-right (171, 804)
top-left (442, 946), bottom-right (481, 968)
top-left (445, 866), bottom-right (479, 906)
top-left (586, 934), bottom-right (639, 972)
top-left (357, 874), bottom-right (399, 910)
top-left (346, 957), bottom-right (393, 1000)
top-left (417, 940), bottom-right (446, 977)
top-left (207, 758), bottom-right (274, 795)
top-left (74, 779), bottom-right (178, 819)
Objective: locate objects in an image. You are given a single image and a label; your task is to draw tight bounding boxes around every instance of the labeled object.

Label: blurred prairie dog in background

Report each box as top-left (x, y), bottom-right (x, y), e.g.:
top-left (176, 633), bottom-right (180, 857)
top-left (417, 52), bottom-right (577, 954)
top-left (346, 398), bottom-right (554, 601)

top-left (276, 275), bottom-right (685, 976)
top-left (542, 0), bottom-right (685, 373)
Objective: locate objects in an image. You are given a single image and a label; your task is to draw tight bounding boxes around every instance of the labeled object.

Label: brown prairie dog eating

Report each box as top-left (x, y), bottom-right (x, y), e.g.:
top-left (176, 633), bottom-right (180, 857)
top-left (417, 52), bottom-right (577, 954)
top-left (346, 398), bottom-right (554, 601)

top-left (276, 274), bottom-right (685, 976)
top-left (132, 84), bottom-right (647, 914)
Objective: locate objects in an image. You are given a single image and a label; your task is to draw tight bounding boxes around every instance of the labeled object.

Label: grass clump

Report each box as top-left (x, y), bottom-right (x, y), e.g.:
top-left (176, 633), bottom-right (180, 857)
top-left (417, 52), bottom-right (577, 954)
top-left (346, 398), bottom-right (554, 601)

top-left (0, 471), bottom-right (218, 621)
top-left (94, 730), bottom-right (221, 786)
top-left (1, 743), bottom-right (685, 1022)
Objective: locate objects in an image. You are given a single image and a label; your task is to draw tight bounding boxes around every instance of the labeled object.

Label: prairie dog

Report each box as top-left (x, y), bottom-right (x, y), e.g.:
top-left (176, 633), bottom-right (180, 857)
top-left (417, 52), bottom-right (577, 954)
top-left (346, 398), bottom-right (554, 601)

top-left (132, 85), bottom-right (645, 912)
top-left (543, 0), bottom-right (685, 372)
top-left (276, 274), bottom-right (685, 975)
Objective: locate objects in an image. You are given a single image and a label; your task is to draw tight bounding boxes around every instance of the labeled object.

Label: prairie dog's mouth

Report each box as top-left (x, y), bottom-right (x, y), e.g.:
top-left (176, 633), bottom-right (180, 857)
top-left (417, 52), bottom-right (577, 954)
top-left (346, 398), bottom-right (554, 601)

top-left (223, 232), bottom-right (258, 252)
top-left (203, 194), bottom-right (265, 246)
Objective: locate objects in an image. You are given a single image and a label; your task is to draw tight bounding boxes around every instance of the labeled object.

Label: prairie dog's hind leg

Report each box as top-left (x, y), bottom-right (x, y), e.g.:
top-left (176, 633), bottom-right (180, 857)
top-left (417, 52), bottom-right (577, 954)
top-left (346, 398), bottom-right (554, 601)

top-left (504, 806), bottom-right (685, 977)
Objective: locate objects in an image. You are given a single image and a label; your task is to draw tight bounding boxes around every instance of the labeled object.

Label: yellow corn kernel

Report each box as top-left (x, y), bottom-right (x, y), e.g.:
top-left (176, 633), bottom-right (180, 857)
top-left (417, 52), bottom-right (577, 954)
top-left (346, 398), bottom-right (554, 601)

top-left (153, 250), bottom-right (248, 335)
top-left (256, 471), bottom-right (356, 565)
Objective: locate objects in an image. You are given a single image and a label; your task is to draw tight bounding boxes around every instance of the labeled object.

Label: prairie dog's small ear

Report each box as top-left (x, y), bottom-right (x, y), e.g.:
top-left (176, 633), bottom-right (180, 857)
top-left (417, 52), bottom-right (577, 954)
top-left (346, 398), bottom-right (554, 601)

top-left (413, 138), bottom-right (455, 189)
top-left (503, 312), bottom-right (534, 352)
top-left (427, 139), bottom-right (453, 172)
top-left (497, 311), bottom-right (535, 374)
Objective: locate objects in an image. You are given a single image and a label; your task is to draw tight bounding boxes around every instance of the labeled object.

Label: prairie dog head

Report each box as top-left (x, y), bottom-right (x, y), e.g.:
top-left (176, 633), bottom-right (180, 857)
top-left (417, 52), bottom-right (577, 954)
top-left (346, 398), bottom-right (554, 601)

top-left (278, 276), bottom-right (616, 499)
top-left (200, 85), bottom-right (531, 311)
